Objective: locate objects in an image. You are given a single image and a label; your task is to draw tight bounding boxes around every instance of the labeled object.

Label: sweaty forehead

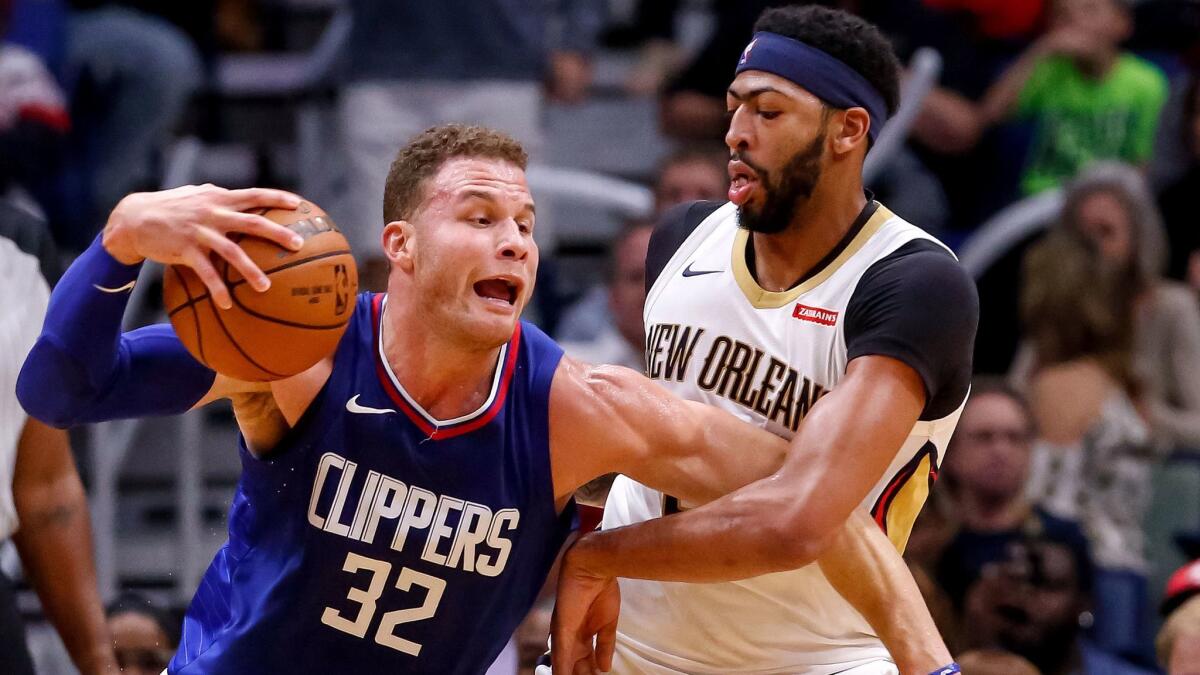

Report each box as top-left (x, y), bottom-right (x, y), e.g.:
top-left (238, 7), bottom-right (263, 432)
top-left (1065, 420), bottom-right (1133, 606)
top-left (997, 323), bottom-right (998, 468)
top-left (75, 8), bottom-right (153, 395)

top-left (426, 157), bottom-right (531, 204)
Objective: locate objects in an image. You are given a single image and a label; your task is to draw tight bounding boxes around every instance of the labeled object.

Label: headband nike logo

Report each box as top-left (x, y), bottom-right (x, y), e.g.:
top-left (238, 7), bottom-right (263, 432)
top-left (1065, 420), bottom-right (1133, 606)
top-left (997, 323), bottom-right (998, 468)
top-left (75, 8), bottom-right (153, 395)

top-left (346, 394), bottom-right (395, 415)
top-left (682, 262), bottom-right (722, 277)
top-left (93, 281), bottom-right (137, 294)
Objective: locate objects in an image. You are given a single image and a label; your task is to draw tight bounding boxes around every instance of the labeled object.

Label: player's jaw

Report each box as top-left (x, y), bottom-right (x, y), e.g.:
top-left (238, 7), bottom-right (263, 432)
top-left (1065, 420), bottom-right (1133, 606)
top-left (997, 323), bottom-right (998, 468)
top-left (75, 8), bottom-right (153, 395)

top-left (733, 133), bottom-right (825, 235)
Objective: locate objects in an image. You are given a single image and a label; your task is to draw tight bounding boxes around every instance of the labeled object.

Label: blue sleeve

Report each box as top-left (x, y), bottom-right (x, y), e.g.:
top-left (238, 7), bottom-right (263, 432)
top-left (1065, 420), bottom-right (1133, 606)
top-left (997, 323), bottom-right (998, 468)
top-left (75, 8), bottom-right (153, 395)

top-left (16, 237), bottom-right (216, 428)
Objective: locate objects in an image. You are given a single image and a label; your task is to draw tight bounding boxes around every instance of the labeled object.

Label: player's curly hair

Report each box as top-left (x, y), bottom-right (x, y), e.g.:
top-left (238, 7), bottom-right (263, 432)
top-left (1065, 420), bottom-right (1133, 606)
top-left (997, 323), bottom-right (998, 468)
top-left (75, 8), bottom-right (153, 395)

top-left (754, 5), bottom-right (901, 117)
top-left (383, 124), bottom-right (528, 223)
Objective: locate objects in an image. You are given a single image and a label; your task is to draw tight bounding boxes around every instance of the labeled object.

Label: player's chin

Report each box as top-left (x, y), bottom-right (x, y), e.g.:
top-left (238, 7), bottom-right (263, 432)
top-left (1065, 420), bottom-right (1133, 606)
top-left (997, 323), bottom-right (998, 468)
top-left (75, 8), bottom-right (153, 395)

top-left (467, 301), bottom-right (521, 342)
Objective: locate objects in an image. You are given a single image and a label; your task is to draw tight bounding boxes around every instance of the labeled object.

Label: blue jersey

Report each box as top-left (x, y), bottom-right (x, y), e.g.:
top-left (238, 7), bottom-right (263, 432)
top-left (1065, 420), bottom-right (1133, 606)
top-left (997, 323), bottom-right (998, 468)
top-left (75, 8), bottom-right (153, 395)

top-left (171, 293), bottom-right (576, 674)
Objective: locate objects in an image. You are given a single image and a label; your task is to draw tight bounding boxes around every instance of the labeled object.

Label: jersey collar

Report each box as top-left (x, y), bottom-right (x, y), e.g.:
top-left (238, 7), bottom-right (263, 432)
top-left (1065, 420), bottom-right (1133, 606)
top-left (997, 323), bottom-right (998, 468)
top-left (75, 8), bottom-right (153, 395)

top-left (371, 293), bottom-right (520, 440)
top-left (731, 201), bottom-right (893, 309)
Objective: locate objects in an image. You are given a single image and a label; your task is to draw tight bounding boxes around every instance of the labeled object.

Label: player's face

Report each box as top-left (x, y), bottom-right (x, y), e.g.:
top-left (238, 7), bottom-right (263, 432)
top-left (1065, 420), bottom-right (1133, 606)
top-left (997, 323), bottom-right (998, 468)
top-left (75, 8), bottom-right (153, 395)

top-left (725, 71), bottom-right (832, 234)
top-left (398, 157), bottom-right (538, 348)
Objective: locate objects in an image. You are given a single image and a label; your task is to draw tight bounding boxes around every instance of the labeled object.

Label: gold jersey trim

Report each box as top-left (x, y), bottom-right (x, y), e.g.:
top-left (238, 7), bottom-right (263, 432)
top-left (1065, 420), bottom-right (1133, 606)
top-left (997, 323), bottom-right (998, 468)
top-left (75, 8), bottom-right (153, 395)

top-left (730, 204), bottom-right (895, 309)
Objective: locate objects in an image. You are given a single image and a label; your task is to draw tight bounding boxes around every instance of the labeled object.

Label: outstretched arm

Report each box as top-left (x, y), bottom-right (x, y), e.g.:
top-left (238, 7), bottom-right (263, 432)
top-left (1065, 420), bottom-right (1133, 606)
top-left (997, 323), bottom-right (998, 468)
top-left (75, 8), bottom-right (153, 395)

top-left (548, 356), bottom-right (952, 674)
top-left (17, 185), bottom-right (304, 428)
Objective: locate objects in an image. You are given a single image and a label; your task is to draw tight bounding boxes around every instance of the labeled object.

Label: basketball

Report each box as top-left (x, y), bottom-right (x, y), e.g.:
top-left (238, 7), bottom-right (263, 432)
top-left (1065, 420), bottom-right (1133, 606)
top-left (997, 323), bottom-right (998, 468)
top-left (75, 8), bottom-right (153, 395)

top-left (163, 201), bottom-right (358, 382)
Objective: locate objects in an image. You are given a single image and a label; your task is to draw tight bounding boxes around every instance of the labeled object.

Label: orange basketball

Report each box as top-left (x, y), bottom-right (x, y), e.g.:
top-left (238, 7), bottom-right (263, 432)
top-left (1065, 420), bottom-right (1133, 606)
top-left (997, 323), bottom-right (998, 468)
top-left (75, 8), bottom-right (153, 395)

top-left (163, 200), bottom-right (358, 382)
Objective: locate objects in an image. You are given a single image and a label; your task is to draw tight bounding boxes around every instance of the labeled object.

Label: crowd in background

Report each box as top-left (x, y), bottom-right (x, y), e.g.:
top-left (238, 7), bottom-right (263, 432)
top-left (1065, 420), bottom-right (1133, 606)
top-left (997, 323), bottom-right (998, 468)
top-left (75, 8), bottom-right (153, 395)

top-left (4, 0), bottom-right (1200, 673)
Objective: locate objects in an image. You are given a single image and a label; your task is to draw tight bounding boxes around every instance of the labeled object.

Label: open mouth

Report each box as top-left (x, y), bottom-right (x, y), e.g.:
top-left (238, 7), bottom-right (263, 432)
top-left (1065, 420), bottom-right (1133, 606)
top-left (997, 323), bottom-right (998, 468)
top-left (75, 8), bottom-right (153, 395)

top-left (728, 160), bottom-right (759, 206)
top-left (473, 277), bottom-right (519, 306)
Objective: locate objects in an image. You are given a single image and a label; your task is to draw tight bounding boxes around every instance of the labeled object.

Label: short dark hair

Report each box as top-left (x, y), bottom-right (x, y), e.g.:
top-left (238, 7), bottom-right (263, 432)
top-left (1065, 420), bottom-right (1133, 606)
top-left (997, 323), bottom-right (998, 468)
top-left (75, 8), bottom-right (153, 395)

top-left (753, 5), bottom-right (902, 117)
top-left (383, 124), bottom-right (528, 223)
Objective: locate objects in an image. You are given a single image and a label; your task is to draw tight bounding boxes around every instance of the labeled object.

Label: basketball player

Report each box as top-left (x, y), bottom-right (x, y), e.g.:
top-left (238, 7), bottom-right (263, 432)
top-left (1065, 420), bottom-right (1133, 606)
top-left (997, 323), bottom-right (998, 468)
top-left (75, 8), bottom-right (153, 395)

top-left (553, 7), bottom-right (978, 675)
top-left (19, 125), bottom-right (945, 673)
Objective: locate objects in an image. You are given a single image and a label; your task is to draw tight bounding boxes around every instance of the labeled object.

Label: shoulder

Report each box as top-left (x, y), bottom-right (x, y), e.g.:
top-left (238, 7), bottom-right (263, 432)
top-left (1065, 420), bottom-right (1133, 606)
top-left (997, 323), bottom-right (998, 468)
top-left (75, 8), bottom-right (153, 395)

top-left (846, 239), bottom-right (979, 420)
top-left (645, 200), bottom-right (725, 293)
top-left (1150, 281), bottom-right (1198, 315)
top-left (850, 240), bottom-right (978, 319)
top-left (1116, 54), bottom-right (1168, 96)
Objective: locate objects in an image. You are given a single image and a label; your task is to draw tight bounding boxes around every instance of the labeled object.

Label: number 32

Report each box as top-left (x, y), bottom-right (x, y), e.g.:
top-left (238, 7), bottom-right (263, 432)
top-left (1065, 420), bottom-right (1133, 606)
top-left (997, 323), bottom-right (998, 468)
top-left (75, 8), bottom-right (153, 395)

top-left (321, 552), bottom-right (446, 656)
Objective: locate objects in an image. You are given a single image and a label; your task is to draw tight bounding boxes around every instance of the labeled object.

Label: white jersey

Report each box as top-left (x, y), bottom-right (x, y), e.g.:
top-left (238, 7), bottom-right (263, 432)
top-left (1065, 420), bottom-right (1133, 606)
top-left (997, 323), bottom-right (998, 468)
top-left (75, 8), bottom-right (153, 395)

top-left (603, 200), bottom-right (977, 673)
top-left (0, 233), bottom-right (51, 541)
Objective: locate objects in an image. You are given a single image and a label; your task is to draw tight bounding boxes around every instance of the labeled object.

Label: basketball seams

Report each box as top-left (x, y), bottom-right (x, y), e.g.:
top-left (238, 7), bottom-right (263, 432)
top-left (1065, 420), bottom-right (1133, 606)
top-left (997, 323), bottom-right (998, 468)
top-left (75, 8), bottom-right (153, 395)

top-left (204, 293), bottom-right (285, 380)
top-left (166, 248), bottom-right (353, 318)
top-left (171, 265), bottom-right (207, 365)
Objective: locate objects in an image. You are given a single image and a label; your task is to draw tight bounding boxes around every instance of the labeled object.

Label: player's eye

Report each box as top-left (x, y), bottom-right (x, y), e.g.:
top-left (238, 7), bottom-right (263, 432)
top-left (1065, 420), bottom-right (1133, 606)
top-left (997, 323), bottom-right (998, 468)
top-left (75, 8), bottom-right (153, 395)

top-left (758, 110), bottom-right (781, 120)
top-left (473, 216), bottom-right (491, 226)
top-left (518, 221), bottom-right (532, 235)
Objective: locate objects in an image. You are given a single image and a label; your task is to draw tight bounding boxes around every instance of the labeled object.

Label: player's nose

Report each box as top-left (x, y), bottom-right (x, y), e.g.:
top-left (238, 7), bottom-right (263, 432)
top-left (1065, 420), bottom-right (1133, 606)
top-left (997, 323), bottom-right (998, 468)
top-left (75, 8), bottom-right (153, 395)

top-left (725, 108), bottom-right (753, 154)
top-left (497, 220), bottom-right (530, 261)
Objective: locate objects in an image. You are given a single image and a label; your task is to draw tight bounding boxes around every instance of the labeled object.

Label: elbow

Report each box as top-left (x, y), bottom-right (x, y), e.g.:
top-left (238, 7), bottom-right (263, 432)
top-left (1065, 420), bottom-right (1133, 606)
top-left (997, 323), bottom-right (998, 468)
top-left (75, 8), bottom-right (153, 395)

top-left (16, 340), bottom-right (87, 429)
top-left (768, 510), bottom-right (838, 570)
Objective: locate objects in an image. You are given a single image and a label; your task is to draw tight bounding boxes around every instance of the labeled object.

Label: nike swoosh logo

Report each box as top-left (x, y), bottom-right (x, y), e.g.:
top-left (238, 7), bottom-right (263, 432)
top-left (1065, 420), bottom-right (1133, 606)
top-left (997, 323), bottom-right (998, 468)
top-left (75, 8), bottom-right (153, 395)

top-left (345, 395), bottom-right (396, 415)
top-left (681, 262), bottom-right (722, 278)
top-left (93, 280), bottom-right (137, 294)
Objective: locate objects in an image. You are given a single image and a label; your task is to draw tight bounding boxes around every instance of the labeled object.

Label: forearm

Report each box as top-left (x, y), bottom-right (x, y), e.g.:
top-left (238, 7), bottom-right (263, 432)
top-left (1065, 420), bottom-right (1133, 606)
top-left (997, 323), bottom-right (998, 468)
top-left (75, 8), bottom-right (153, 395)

top-left (818, 511), bottom-right (950, 675)
top-left (17, 236), bottom-right (214, 426)
top-left (569, 475), bottom-right (827, 582)
top-left (12, 477), bottom-right (115, 674)
top-left (980, 45), bottom-right (1047, 125)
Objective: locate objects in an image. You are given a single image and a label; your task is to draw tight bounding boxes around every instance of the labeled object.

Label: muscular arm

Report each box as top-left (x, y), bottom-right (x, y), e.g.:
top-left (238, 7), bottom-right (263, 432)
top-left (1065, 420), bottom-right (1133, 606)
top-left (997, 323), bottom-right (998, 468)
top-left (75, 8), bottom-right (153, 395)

top-left (562, 355), bottom-right (926, 580)
top-left (549, 356), bottom-right (953, 672)
top-left (11, 419), bottom-right (116, 674)
top-left (549, 356), bottom-right (788, 507)
top-left (820, 510), bottom-right (952, 672)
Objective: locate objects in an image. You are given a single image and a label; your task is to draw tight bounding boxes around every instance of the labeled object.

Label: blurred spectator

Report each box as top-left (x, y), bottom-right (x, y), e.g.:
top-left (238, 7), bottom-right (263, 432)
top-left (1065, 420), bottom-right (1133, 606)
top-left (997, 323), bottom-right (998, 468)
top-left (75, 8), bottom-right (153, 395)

top-left (658, 0), bottom-right (777, 141)
top-left (962, 536), bottom-right (1154, 674)
top-left (558, 222), bottom-right (652, 370)
top-left (0, 40), bottom-right (68, 199)
top-left (652, 146), bottom-right (727, 217)
top-left (980, 0), bottom-right (1169, 195)
top-left (918, 378), bottom-right (1093, 612)
top-left (1017, 229), bottom-right (1155, 658)
top-left (336, 0), bottom-right (604, 280)
top-left (1157, 559), bottom-right (1200, 673)
top-left (106, 593), bottom-right (178, 675)
top-left (955, 648), bottom-right (1040, 675)
top-left (1158, 76), bottom-right (1200, 292)
top-left (1051, 162), bottom-right (1200, 451)
top-left (47, 1), bottom-right (203, 249)
top-left (0, 211), bottom-right (115, 674)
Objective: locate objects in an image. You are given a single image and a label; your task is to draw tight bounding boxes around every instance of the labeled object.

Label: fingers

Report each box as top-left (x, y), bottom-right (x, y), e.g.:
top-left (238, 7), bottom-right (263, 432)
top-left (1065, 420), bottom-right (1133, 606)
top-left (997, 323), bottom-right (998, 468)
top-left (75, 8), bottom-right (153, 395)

top-left (222, 187), bottom-right (302, 212)
top-left (595, 616), bottom-right (617, 673)
top-left (215, 210), bottom-right (305, 251)
top-left (184, 249), bottom-right (233, 310)
top-left (195, 228), bottom-right (271, 292)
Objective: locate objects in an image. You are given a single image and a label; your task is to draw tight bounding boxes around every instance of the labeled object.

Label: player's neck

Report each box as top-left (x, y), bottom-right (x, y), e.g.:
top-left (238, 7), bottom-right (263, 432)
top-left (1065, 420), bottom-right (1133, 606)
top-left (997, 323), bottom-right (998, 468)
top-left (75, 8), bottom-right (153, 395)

top-left (749, 180), bottom-right (867, 292)
top-left (380, 301), bottom-right (504, 420)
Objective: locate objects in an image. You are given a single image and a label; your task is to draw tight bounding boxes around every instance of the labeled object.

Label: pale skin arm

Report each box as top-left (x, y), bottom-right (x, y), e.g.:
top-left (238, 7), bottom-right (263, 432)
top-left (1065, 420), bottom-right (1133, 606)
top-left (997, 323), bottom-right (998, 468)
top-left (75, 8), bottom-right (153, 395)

top-left (548, 356), bottom-right (951, 674)
top-left (11, 419), bottom-right (117, 674)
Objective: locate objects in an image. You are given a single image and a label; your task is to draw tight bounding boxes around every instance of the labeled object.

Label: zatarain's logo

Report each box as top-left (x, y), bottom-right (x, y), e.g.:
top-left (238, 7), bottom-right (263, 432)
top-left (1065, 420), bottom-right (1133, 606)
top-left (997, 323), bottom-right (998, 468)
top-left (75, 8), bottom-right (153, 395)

top-left (739, 38), bottom-right (757, 66)
top-left (792, 303), bottom-right (838, 326)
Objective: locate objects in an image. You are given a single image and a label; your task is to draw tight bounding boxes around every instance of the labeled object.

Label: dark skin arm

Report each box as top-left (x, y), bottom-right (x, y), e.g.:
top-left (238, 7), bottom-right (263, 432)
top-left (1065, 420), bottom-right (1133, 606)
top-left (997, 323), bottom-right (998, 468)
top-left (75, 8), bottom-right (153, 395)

top-left (552, 355), bottom-right (951, 674)
top-left (11, 418), bottom-right (117, 674)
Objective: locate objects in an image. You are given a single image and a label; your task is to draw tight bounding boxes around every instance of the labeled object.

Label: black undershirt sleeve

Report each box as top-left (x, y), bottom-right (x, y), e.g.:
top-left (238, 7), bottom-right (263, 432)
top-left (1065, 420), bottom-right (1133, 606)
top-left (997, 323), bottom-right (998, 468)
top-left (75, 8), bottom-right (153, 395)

top-left (644, 200), bottom-right (723, 295)
top-left (844, 240), bottom-right (979, 420)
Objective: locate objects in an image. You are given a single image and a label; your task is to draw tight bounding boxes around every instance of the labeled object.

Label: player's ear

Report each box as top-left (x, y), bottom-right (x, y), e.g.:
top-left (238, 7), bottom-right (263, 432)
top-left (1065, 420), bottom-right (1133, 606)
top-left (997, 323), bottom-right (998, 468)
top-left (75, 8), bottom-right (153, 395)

top-left (830, 108), bottom-right (870, 158)
top-left (382, 220), bottom-right (415, 273)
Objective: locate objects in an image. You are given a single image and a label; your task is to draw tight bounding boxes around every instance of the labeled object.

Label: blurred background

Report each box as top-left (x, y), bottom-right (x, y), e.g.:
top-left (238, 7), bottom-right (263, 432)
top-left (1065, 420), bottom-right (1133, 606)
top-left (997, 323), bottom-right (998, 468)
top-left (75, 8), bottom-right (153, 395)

top-left (4, 0), bottom-right (1200, 672)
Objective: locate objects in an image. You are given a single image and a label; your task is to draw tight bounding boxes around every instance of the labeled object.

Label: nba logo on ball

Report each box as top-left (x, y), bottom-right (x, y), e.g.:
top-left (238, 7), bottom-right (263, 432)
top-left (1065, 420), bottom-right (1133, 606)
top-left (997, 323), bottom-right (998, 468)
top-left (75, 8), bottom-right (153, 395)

top-left (739, 38), bottom-right (757, 66)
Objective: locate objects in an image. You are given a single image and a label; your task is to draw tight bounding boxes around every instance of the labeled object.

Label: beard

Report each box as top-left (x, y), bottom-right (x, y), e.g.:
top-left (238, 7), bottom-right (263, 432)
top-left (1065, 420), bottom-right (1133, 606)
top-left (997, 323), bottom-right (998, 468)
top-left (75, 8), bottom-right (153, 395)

top-left (735, 130), bottom-right (826, 235)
